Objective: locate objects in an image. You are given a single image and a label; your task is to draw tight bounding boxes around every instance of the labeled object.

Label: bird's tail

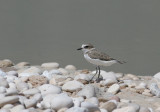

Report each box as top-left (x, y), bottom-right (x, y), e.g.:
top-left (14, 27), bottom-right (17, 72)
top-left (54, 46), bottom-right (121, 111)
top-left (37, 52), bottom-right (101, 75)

top-left (117, 60), bottom-right (126, 64)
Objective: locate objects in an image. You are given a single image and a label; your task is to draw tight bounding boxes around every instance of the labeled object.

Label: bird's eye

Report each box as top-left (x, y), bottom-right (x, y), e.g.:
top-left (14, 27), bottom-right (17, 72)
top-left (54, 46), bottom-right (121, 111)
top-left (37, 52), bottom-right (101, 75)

top-left (84, 46), bottom-right (89, 48)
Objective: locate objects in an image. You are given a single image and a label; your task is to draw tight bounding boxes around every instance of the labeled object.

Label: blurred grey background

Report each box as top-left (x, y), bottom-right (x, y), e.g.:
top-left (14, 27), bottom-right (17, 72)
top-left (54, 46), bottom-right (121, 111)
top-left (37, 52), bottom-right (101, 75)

top-left (0, 0), bottom-right (160, 75)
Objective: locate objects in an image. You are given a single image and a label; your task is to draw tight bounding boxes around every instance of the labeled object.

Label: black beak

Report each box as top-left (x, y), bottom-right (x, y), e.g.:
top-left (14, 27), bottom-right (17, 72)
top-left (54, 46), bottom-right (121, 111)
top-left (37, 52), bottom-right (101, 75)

top-left (77, 48), bottom-right (82, 50)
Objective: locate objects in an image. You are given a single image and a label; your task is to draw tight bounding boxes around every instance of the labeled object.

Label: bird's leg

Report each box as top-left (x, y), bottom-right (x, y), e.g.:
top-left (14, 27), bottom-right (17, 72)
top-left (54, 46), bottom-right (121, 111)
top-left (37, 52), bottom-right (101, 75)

top-left (96, 66), bottom-right (101, 82)
top-left (89, 66), bottom-right (98, 82)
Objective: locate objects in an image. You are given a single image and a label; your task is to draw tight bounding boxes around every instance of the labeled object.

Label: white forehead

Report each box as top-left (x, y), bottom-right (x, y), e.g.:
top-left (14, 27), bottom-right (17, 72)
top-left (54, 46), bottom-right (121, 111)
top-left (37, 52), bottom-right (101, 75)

top-left (82, 44), bottom-right (87, 48)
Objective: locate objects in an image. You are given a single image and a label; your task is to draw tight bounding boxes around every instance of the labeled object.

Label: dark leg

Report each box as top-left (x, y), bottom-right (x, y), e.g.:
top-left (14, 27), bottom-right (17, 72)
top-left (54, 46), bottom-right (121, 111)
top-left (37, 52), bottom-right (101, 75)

top-left (96, 66), bottom-right (101, 82)
top-left (89, 66), bottom-right (98, 82)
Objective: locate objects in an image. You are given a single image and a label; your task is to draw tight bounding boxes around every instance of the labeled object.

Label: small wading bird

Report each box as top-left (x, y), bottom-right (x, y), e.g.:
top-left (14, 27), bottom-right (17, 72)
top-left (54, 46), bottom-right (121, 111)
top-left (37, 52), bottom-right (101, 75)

top-left (77, 43), bottom-right (125, 82)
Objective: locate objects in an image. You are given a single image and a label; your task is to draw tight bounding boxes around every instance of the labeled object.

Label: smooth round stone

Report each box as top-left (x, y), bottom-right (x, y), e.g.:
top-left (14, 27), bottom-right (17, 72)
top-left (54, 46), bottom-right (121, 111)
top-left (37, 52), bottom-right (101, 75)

top-left (58, 68), bottom-right (68, 75)
top-left (49, 69), bottom-right (62, 75)
top-left (149, 83), bottom-right (160, 97)
top-left (81, 101), bottom-right (100, 112)
top-left (0, 59), bottom-right (13, 67)
top-left (100, 78), bottom-right (117, 86)
top-left (41, 94), bottom-right (58, 109)
top-left (16, 82), bottom-right (29, 92)
top-left (8, 82), bottom-right (16, 89)
top-left (74, 74), bottom-right (92, 81)
top-left (100, 109), bottom-right (108, 112)
top-left (41, 62), bottom-right (59, 68)
top-left (154, 72), bottom-right (160, 80)
top-left (18, 96), bottom-right (27, 105)
top-left (2, 104), bottom-right (13, 109)
top-left (62, 80), bottom-right (84, 92)
top-left (72, 98), bottom-right (81, 107)
top-left (113, 106), bottom-right (136, 112)
top-left (0, 87), bottom-right (6, 93)
top-left (120, 99), bottom-right (131, 103)
top-left (124, 74), bottom-right (139, 80)
top-left (5, 88), bottom-right (18, 96)
top-left (109, 96), bottom-right (120, 102)
top-left (7, 71), bottom-right (18, 76)
top-left (0, 78), bottom-right (9, 88)
top-left (38, 84), bottom-right (61, 96)
top-left (66, 107), bottom-right (88, 112)
top-left (77, 85), bottom-right (95, 98)
top-left (43, 109), bottom-right (54, 112)
top-left (51, 94), bottom-right (73, 111)
top-left (6, 76), bottom-right (17, 83)
top-left (85, 97), bottom-right (99, 106)
top-left (57, 108), bottom-right (68, 112)
top-left (24, 98), bottom-right (37, 108)
top-left (10, 105), bottom-right (25, 112)
top-left (98, 71), bottom-right (117, 80)
top-left (65, 65), bottom-right (76, 70)
top-left (0, 70), bottom-right (7, 77)
top-left (100, 102), bottom-right (117, 112)
top-left (22, 88), bottom-right (40, 96)
top-left (0, 109), bottom-right (10, 112)
top-left (139, 107), bottom-right (151, 112)
top-left (19, 66), bottom-right (42, 77)
top-left (0, 94), bottom-right (5, 100)
top-left (107, 84), bottom-right (120, 95)
top-left (0, 96), bottom-right (19, 107)
top-left (33, 93), bottom-right (42, 102)
top-left (15, 62), bottom-right (30, 68)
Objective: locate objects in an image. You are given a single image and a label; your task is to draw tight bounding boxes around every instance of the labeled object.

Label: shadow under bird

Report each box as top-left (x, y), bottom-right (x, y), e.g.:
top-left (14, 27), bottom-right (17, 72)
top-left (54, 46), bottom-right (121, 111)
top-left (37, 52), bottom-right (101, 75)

top-left (77, 43), bottom-right (125, 82)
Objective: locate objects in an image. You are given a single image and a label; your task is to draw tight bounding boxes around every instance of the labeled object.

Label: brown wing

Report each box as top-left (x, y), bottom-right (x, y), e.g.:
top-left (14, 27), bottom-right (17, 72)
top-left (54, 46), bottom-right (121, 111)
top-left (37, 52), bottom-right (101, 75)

top-left (87, 49), bottom-right (115, 61)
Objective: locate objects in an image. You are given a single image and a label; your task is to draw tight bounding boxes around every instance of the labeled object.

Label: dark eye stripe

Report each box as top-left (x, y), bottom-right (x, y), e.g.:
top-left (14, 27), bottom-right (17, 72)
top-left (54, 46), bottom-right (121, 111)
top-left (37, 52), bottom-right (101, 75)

top-left (84, 46), bottom-right (89, 48)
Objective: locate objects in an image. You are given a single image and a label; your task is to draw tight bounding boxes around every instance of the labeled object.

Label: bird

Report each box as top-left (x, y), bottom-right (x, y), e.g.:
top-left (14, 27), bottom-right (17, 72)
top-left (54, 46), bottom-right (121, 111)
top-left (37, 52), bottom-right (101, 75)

top-left (77, 43), bottom-right (125, 82)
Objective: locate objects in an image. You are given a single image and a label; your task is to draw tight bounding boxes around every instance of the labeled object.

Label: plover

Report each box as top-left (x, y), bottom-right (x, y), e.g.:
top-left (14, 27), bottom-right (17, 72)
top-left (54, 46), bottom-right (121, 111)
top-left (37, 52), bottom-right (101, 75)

top-left (77, 43), bottom-right (125, 82)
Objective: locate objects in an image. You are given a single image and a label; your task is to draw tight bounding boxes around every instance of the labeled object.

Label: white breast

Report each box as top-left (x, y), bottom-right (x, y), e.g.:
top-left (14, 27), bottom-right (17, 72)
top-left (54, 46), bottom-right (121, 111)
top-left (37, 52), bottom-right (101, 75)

top-left (84, 54), bottom-right (117, 66)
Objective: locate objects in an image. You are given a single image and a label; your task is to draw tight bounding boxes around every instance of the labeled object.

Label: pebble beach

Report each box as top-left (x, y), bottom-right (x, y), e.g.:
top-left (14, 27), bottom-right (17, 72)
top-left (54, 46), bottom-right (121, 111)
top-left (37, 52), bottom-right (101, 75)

top-left (0, 59), bottom-right (160, 112)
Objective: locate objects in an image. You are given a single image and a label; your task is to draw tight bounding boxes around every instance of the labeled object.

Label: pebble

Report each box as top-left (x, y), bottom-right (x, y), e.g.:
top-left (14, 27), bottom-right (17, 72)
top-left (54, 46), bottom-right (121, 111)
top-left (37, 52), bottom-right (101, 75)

top-left (66, 107), bottom-right (88, 112)
top-left (81, 101), bottom-right (100, 112)
top-left (15, 62), bottom-right (30, 68)
top-left (154, 72), bottom-right (160, 80)
top-left (62, 80), bottom-right (84, 92)
top-left (0, 59), bottom-right (13, 67)
top-left (5, 88), bottom-right (18, 96)
top-left (85, 97), bottom-right (99, 106)
top-left (0, 109), bottom-right (10, 112)
top-left (2, 104), bottom-right (14, 109)
top-left (41, 62), bottom-right (59, 68)
top-left (7, 71), bottom-right (18, 76)
top-left (40, 94), bottom-right (58, 109)
top-left (75, 74), bottom-right (92, 81)
top-left (0, 96), bottom-right (19, 107)
top-left (0, 87), bottom-right (6, 93)
top-left (65, 65), bottom-right (76, 71)
top-left (10, 105), bottom-right (25, 112)
top-left (149, 83), bottom-right (160, 97)
top-left (24, 98), bottom-right (37, 108)
top-left (16, 82), bottom-right (29, 92)
top-left (58, 68), bottom-right (68, 75)
top-left (77, 85), bottom-right (96, 98)
top-left (139, 107), bottom-right (151, 112)
top-left (100, 78), bottom-right (117, 86)
top-left (107, 84), bottom-right (120, 94)
top-left (113, 106), bottom-right (138, 112)
top-left (19, 66), bottom-right (42, 77)
top-left (0, 78), bottom-right (9, 88)
top-left (51, 94), bottom-right (73, 111)
top-left (120, 99), bottom-right (131, 103)
top-left (22, 88), bottom-right (40, 96)
top-left (38, 84), bottom-right (61, 96)
top-left (100, 102), bottom-right (117, 112)
top-left (33, 93), bottom-right (42, 102)
top-left (98, 71), bottom-right (117, 80)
